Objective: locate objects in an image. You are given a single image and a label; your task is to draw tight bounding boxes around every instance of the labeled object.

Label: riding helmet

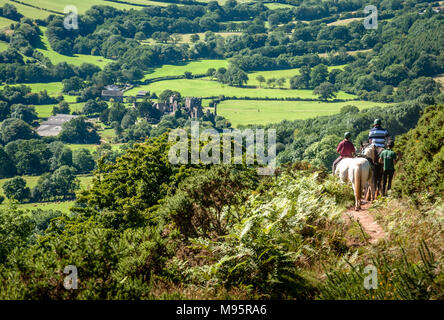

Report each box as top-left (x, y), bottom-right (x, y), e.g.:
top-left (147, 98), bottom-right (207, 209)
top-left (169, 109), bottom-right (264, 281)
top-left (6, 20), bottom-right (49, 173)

top-left (344, 132), bottom-right (351, 139)
top-left (374, 119), bottom-right (381, 125)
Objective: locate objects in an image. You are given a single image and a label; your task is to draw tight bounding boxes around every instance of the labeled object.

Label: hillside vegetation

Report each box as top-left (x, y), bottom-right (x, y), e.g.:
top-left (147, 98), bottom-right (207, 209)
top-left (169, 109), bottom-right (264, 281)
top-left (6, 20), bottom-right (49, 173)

top-left (0, 106), bottom-right (442, 299)
top-left (393, 104), bottom-right (444, 202)
top-left (0, 0), bottom-right (442, 300)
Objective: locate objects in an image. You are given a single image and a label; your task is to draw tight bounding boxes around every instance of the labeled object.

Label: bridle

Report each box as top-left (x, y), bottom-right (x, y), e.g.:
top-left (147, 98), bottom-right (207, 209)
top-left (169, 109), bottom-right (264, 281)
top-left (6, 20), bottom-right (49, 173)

top-left (357, 144), bottom-right (378, 169)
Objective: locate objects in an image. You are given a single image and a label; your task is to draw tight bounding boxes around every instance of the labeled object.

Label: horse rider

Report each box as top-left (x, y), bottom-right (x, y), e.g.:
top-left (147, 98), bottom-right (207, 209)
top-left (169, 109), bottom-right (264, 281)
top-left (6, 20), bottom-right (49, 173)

top-left (332, 132), bottom-right (355, 174)
top-left (368, 119), bottom-right (391, 153)
top-left (367, 119), bottom-right (392, 197)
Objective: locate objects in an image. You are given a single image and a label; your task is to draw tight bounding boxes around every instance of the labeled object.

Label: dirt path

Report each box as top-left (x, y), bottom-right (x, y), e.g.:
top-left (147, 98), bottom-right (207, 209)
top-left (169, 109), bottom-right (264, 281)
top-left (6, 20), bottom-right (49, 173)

top-left (343, 202), bottom-right (386, 244)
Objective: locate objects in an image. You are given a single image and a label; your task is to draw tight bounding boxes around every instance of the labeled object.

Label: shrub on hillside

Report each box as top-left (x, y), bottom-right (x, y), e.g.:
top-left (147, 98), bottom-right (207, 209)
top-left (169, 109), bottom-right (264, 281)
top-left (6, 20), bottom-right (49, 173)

top-left (2, 177), bottom-right (30, 203)
top-left (73, 134), bottom-right (186, 229)
top-left (59, 117), bottom-right (101, 144)
top-left (393, 104), bottom-right (443, 202)
top-left (182, 169), bottom-right (354, 299)
top-left (159, 165), bottom-right (259, 239)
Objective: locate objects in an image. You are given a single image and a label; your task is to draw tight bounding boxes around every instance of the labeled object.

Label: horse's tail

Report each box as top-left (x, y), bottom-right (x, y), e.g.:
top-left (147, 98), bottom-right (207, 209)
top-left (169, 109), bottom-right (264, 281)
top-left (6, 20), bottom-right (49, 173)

top-left (354, 164), bottom-right (361, 206)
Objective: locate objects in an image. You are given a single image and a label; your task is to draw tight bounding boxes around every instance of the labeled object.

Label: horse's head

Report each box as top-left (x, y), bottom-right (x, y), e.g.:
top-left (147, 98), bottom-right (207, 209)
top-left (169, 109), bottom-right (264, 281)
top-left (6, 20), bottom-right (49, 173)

top-left (361, 142), bottom-right (378, 164)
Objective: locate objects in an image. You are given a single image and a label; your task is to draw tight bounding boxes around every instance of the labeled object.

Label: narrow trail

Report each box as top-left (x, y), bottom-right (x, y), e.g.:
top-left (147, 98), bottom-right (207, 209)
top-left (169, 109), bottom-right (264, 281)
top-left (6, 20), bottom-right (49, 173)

top-left (343, 202), bottom-right (386, 244)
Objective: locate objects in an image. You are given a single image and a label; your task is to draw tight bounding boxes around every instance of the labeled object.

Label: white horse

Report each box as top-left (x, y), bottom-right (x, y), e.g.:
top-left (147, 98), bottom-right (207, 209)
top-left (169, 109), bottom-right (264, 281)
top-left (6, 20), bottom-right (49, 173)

top-left (334, 145), bottom-right (377, 210)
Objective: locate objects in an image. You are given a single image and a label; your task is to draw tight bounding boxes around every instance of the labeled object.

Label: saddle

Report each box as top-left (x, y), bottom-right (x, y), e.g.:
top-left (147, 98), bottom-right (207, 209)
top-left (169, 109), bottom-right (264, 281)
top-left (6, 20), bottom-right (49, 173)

top-left (356, 145), bottom-right (384, 170)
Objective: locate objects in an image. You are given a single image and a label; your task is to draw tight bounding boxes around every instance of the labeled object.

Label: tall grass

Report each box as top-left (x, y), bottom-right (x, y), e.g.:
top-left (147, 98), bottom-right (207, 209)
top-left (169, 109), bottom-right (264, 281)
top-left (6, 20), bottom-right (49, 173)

top-left (320, 240), bottom-right (442, 300)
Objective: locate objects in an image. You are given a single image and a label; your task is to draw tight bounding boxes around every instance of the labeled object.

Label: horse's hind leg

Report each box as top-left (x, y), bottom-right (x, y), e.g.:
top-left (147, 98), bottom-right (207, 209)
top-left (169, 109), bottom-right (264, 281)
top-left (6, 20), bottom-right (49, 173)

top-left (371, 176), bottom-right (377, 200)
top-left (352, 183), bottom-right (360, 210)
top-left (364, 185), bottom-right (371, 201)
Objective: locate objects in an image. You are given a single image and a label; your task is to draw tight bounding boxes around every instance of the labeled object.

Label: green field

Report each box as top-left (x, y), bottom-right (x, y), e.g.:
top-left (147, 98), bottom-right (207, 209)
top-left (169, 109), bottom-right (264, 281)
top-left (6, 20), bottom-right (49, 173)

top-left (143, 59), bottom-right (229, 80)
top-left (34, 102), bottom-right (84, 118)
top-left (0, 0), bottom-right (178, 19)
top-left (180, 32), bottom-right (242, 43)
top-left (142, 32), bottom-right (243, 45)
top-left (0, 0), bottom-right (53, 19)
top-left (66, 144), bottom-right (100, 152)
top-left (34, 104), bottom-right (55, 118)
top-left (5, 0), bottom-right (140, 15)
top-left (127, 78), bottom-right (356, 100)
top-left (35, 26), bottom-right (113, 68)
top-left (0, 20), bottom-right (115, 68)
top-left (99, 128), bottom-right (117, 142)
top-left (8, 200), bottom-right (76, 212)
top-left (0, 174), bottom-right (94, 213)
top-left (0, 16), bottom-right (14, 29)
top-left (247, 65), bottom-right (346, 88)
top-left (67, 102), bottom-right (85, 113)
top-left (0, 174), bottom-right (94, 195)
top-left (66, 143), bottom-right (124, 152)
top-left (217, 100), bottom-right (395, 127)
top-left (0, 40), bottom-right (9, 51)
top-left (0, 81), bottom-right (64, 95)
top-left (195, 0), bottom-right (253, 4)
top-left (264, 3), bottom-right (296, 9)
top-left (0, 82), bottom-right (81, 104)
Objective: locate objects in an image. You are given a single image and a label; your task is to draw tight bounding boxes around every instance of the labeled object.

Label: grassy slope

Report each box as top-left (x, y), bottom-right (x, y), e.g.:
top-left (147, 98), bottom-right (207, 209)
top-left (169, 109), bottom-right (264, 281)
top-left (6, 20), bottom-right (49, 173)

top-left (195, 0), bottom-right (253, 4)
top-left (247, 65), bottom-right (346, 88)
top-left (0, 0), bottom-right (52, 19)
top-left (66, 143), bottom-right (123, 152)
top-left (142, 32), bottom-right (243, 45)
top-left (127, 78), bottom-right (356, 100)
top-left (34, 104), bottom-right (57, 118)
top-left (0, 16), bottom-right (14, 29)
top-left (264, 3), bottom-right (296, 9)
top-left (327, 17), bottom-right (363, 26)
top-left (142, 59), bottom-right (229, 80)
top-left (0, 175), bottom-right (94, 194)
top-left (217, 100), bottom-right (395, 127)
top-left (0, 0), bottom-right (176, 18)
top-left (34, 102), bottom-right (84, 118)
top-left (6, 0), bottom-right (138, 15)
top-left (0, 81), bottom-right (64, 95)
top-left (66, 144), bottom-right (100, 152)
top-left (35, 26), bottom-right (113, 68)
top-left (0, 40), bottom-right (8, 51)
top-left (180, 32), bottom-right (243, 43)
top-left (0, 174), bottom-right (94, 213)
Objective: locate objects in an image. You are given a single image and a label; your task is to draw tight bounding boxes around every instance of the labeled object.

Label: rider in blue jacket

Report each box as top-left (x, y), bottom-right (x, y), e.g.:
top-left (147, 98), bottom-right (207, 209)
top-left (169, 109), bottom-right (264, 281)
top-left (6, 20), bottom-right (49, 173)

top-left (368, 119), bottom-right (391, 149)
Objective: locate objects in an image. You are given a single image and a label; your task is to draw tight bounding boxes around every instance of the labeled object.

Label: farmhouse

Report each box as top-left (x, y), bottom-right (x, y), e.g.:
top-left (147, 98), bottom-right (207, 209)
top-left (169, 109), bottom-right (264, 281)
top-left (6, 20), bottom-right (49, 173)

top-left (101, 85), bottom-right (124, 102)
top-left (36, 114), bottom-right (78, 137)
top-left (136, 90), bottom-right (150, 99)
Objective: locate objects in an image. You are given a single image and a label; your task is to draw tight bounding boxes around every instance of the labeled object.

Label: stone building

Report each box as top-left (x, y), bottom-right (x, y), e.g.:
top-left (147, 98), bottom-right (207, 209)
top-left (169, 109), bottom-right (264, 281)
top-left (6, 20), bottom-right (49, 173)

top-left (101, 85), bottom-right (124, 102)
top-left (136, 90), bottom-right (149, 99)
top-left (184, 97), bottom-right (203, 118)
top-left (36, 114), bottom-right (78, 137)
top-left (150, 96), bottom-right (204, 119)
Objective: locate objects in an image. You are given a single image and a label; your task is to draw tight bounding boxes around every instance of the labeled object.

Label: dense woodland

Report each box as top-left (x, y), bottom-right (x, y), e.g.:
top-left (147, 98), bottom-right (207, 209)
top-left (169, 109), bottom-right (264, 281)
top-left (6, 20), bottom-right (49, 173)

top-left (0, 0), bottom-right (443, 101)
top-left (0, 0), bottom-right (442, 299)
